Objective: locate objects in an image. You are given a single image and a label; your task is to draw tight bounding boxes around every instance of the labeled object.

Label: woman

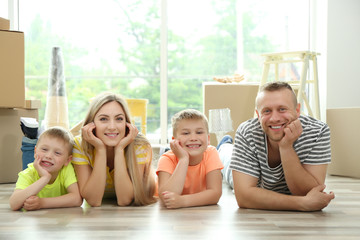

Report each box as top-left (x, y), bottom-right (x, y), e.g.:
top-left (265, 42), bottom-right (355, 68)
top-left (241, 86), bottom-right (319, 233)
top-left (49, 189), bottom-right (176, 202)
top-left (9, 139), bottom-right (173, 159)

top-left (72, 92), bottom-right (156, 206)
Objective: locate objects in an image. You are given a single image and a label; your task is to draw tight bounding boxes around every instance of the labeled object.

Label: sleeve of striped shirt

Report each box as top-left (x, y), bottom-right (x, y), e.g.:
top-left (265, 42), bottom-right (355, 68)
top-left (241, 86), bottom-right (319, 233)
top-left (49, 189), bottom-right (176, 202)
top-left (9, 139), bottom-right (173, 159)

top-left (299, 124), bottom-right (331, 165)
top-left (229, 126), bottom-right (261, 179)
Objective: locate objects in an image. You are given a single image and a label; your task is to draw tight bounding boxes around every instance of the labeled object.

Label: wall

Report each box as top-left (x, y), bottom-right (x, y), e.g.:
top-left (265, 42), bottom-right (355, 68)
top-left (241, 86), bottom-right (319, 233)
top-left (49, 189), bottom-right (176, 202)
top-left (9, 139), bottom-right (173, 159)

top-left (310, 0), bottom-right (327, 121)
top-left (326, 0), bottom-right (360, 109)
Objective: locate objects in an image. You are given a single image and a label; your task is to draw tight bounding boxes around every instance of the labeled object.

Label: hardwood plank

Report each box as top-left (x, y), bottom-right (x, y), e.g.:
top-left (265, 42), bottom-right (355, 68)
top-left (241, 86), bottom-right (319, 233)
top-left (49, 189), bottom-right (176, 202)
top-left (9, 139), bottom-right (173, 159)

top-left (0, 175), bottom-right (360, 239)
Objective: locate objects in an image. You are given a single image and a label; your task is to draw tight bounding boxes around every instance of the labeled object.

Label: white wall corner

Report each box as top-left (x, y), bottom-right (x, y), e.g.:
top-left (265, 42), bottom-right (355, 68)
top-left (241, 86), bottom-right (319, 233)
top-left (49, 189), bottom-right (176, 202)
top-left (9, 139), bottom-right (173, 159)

top-left (326, 0), bottom-right (360, 110)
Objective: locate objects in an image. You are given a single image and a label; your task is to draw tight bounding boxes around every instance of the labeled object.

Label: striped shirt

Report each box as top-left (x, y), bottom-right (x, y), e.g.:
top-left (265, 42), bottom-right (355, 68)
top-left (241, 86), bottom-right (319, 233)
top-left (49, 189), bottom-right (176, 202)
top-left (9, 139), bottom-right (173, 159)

top-left (229, 115), bottom-right (331, 195)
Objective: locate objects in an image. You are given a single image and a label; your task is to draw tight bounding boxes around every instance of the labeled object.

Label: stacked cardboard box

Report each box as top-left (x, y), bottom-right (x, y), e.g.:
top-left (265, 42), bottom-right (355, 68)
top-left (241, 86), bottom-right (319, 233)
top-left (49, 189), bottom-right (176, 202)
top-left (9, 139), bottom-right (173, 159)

top-left (0, 108), bottom-right (39, 183)
top-left (203, 82), bottom-right (259, 146)
top-left (327, 108), bottom-right (360, 178)
top-left (0, 17), bottom-right (10, 30)
top-left (0, 18), bottom-right (40, 183)
top-left (0, 18), bottom-right (25, 108)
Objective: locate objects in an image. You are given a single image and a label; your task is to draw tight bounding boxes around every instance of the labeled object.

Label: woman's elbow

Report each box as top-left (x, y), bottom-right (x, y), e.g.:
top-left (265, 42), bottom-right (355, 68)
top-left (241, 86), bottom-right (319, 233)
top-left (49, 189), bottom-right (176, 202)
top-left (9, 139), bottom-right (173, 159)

top-left (80, 189), bottom-right (102, 207)
top-left (117, 198), bottom-right (133, 206)
top-left (85, 198), bottom-right (102, 207)
top-left (116, 194), bottom-right (134, 206)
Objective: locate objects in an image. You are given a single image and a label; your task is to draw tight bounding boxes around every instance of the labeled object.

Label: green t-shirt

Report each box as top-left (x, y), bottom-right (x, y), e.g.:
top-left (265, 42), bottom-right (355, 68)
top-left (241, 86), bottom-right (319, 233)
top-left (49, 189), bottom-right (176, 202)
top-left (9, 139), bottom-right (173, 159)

top-left (15, 163), bottom-right (77, 198)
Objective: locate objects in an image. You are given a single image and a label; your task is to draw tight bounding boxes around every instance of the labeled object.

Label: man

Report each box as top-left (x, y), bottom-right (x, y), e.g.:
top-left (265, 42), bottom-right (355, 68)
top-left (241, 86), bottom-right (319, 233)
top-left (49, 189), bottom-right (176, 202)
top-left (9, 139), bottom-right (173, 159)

top-left (221, 81), bottom-right (334, 211)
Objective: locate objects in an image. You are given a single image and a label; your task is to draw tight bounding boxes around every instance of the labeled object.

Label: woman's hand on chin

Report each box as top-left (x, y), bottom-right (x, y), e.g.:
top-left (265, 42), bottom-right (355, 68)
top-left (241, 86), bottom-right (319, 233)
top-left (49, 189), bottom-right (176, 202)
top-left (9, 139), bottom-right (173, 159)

top-left (116, 122), bottom-right (139, 151)
top-left (82, 122), bottom-right (105, 149)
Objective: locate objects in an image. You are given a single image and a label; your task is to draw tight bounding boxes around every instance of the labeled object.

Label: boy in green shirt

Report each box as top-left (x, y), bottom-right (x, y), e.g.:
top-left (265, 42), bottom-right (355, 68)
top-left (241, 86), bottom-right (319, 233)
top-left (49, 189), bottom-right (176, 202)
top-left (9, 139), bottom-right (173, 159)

top-left (9, 127), bottom-right (82, 211)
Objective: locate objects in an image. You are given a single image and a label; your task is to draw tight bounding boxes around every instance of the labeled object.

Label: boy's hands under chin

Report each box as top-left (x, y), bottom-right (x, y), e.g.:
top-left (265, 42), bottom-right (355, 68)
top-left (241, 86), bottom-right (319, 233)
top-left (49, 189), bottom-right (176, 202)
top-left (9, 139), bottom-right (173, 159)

top-left (170, 139), bottom-right (189, 162)
top-left (82, 122), bottom-right (105, 149)
top-left (279, 118), bottom-right (303, 148)
top-left (33, 154), bottom-right (51, 180)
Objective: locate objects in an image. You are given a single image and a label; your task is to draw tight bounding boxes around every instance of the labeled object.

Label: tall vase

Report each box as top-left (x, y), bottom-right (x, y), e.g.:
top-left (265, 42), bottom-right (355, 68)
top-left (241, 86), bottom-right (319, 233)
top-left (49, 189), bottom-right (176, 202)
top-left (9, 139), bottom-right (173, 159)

top-left (44, 47), bottom-right (69, 129)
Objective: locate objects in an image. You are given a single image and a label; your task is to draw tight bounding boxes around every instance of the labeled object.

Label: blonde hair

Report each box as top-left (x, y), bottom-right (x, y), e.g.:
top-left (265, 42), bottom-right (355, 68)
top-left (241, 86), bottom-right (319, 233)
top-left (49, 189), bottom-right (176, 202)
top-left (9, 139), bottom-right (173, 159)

top-left (81, 92), bottom-right (156, 206)
top-left (37, 126), bottom-right (74, 155)
top-left (171, 109), bottom-right (209, 137)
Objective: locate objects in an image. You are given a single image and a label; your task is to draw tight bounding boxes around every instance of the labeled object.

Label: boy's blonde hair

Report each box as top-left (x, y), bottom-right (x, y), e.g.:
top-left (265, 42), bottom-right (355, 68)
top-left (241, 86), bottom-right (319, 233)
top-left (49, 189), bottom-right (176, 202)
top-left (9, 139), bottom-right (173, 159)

top-left (81, 92), bottom-right (156, 206)
top-left (37, 126), bottom-right (74, 155)
top-left (171, 109), bottom-right (209, 137)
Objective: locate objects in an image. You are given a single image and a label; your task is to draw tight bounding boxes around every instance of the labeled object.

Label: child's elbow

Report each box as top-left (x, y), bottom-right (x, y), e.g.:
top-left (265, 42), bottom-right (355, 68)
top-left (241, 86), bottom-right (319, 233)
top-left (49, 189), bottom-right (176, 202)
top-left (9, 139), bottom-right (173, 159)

top-left (9, 203), bottom-right (21, 211)
top-left (74, 197), bottom-right (83, 207)
top-left (9, 197), bottom-right (21, 211)
top-left (206, 189), bottom-right (222, 206)
top-left (212, 190), bottom-right (222, 204)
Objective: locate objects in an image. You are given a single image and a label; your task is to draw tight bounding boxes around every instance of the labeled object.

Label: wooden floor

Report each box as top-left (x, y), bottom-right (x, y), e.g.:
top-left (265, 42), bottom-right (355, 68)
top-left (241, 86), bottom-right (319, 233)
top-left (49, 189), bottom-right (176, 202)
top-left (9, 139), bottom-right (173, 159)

top-left (1, 175), bottom-right (360, 240)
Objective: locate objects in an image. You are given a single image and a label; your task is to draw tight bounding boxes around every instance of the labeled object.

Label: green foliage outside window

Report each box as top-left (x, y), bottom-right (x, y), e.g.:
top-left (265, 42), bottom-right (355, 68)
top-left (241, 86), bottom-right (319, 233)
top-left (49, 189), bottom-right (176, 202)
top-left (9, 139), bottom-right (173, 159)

top-left (24, 0), bottom-right (274, 136)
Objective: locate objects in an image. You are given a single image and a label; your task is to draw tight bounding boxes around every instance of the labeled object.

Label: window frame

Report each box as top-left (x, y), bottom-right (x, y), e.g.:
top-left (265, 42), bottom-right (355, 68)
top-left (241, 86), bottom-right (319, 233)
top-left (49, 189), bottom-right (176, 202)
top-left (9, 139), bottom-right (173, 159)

top-left (7, 0), bottom-right (319, 146)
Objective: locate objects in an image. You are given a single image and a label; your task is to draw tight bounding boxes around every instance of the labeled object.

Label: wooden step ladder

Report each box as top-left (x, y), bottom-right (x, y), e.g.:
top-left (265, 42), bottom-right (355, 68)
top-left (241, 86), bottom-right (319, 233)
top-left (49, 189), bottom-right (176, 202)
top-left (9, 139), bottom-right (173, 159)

top-left (259, 51), bottom-right (321, 119)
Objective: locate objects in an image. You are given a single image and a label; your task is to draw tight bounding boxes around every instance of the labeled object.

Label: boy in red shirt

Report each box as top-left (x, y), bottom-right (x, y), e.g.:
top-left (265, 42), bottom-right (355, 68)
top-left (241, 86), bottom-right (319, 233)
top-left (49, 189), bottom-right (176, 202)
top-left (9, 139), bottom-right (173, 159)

top-left (156, 109), bottom-right (223, 209)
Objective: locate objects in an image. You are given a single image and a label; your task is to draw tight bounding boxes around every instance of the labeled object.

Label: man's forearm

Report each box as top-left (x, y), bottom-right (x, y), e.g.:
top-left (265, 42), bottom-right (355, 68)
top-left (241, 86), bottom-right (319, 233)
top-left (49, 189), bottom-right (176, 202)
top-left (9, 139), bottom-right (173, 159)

top-left (235, 186), bottom-right (306, 211)
top-left (232, 171), bottom-right (334, 211)
top-left (280, 147), bottom-right (320, 195)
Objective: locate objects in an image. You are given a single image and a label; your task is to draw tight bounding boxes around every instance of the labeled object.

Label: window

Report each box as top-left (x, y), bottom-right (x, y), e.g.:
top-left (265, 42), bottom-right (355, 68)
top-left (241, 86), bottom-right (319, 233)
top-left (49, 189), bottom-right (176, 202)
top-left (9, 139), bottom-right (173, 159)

top-left (9, 0), bottom-right (309, 144)
top-left (0, 1), bottom-right (7, 18)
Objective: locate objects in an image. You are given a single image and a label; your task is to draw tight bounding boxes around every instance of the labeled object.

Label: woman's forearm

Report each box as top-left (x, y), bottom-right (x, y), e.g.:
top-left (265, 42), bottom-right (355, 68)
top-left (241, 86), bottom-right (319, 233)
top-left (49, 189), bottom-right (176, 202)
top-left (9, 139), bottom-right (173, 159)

top-left (114, 149), bottom-right (134, 206)
top-left (80, 149), bottom-right (107, 206)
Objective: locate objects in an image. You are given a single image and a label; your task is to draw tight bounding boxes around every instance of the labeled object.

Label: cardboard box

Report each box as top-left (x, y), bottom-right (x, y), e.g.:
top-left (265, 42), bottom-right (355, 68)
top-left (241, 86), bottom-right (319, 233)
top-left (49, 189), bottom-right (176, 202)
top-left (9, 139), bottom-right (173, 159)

top-left (327, 108), bottom-right (360, 178)
top-left (203, 82), bottom-right (259, 146)
top-left (0, 108), bottom-right (38, 183)
top-left (0, 17), bottom-right (10, 30)
top-left (0, 30), bottom-right (25, 108)
top-left (25, 100), bottom-right (42, 109)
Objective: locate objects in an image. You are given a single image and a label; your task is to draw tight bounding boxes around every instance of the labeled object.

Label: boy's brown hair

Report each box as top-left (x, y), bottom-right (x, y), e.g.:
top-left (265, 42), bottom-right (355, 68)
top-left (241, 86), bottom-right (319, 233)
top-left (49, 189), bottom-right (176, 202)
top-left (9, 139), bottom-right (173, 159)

top-left (36, 126), bottom-right (74, 155)
top-left (171, 109), bottom-right (209, 137)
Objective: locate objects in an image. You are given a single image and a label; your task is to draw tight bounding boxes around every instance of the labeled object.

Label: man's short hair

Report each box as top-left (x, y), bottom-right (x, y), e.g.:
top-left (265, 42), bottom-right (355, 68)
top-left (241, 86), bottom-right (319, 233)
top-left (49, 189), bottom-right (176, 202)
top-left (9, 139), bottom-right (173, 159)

top-left (256, 81), bottom-right (298, 108)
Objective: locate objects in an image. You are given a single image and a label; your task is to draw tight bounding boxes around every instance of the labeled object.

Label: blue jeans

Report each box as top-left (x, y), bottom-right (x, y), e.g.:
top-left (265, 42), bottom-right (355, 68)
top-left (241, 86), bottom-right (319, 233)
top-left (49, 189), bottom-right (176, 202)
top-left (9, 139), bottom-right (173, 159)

top-left (218, 143), bottom-right (234, 189)
top-left (21, 136), bottom-right (37, 170)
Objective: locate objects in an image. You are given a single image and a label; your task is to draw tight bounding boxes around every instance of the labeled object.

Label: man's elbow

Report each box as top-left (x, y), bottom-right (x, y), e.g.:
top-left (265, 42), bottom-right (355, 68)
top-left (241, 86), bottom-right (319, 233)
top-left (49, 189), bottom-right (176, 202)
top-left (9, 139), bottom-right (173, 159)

top-left (236, 201), bottom-right (251, 209)
top-left (235, 193), bottom-right (253, 209)
top-left (289, 184), bottom-right (316, 196)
